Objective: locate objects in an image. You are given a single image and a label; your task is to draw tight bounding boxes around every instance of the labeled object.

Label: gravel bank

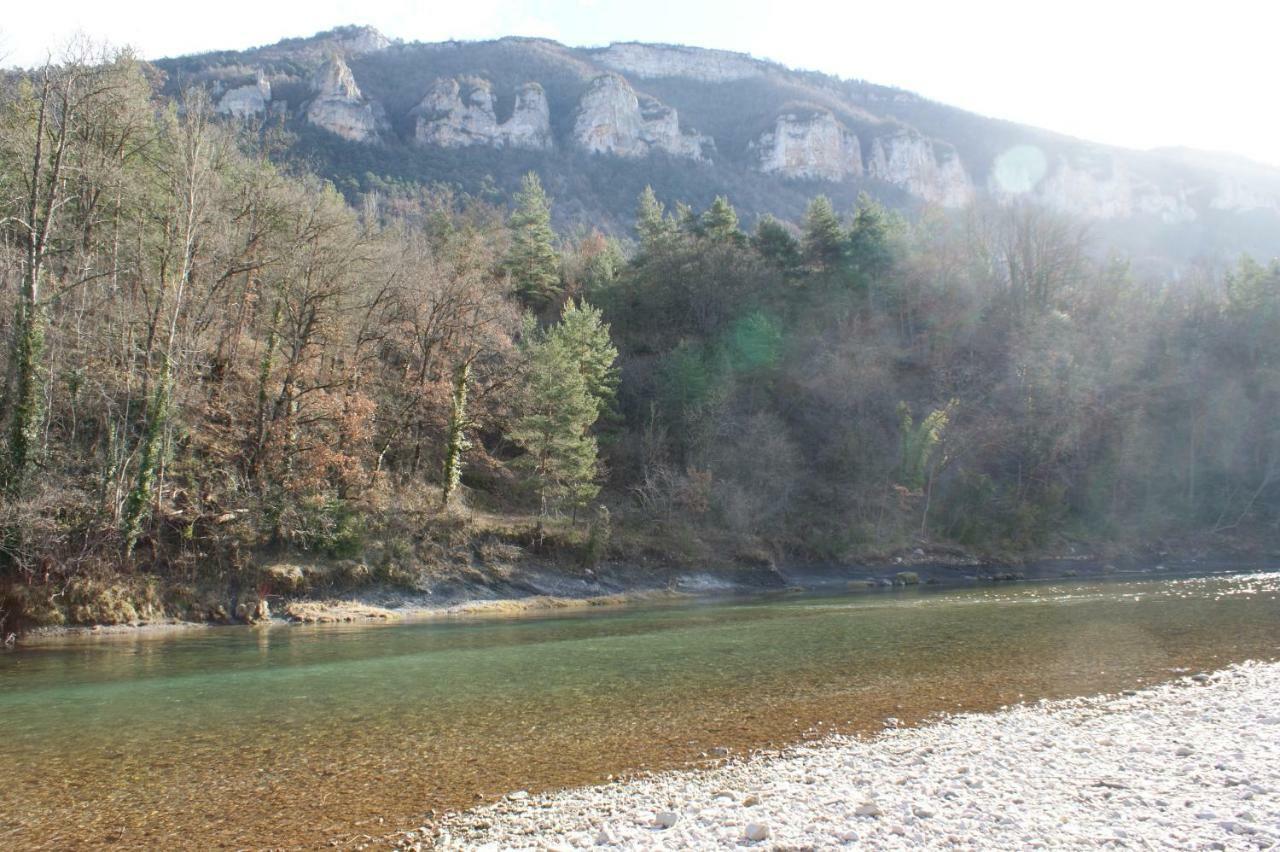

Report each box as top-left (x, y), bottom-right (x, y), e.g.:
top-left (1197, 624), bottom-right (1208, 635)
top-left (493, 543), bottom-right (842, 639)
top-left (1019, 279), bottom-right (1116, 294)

top-left (425, 661), bottom-right (1280, 849)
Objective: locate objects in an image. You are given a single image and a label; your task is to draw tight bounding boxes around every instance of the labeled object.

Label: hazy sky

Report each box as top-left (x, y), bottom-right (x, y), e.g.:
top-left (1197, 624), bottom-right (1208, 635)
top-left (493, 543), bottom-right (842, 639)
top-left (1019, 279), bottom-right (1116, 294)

top-left (3, 0), bottom-right (1278, 167)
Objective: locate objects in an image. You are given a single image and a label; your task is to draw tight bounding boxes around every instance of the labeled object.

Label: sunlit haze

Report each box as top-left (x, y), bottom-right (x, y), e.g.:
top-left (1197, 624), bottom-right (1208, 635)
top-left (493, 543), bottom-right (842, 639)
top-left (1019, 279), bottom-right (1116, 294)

top-left (3, 0), bottom-right (1277, 168)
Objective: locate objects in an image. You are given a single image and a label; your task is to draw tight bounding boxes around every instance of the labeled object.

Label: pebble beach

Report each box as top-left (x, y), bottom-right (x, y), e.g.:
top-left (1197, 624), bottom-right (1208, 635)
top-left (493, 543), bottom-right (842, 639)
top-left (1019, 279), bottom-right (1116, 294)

top-left (423, 661), bottom-right (1280, 850)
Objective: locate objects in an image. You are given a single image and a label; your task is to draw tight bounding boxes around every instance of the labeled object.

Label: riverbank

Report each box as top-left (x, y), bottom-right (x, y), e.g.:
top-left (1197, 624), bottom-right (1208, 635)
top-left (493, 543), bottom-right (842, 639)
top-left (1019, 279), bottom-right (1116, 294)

top-left (424, 661), bottom-right (1280, 849)
top-left (10, 549), bottom-right (1269, 645)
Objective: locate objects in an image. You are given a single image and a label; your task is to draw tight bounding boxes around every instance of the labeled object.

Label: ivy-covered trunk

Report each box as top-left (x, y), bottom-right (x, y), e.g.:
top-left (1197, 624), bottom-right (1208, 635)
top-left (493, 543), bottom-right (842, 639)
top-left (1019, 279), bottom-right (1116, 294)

top-left (441, 361), bottom-right (471, 507)
top-left (2, 296), bottom-right (45, 502)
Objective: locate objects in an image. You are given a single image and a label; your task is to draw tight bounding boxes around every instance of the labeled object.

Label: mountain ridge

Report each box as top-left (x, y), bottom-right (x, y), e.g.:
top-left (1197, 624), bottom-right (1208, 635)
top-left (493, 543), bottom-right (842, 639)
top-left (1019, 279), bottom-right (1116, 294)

top-left (152, 25), bottom-right (1280, 268)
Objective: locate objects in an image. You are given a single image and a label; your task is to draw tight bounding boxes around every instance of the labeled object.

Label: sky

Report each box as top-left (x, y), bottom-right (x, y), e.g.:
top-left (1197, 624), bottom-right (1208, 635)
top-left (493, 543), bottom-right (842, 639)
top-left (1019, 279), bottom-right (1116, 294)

top-left (2, 0), bottom-right (1278, 168)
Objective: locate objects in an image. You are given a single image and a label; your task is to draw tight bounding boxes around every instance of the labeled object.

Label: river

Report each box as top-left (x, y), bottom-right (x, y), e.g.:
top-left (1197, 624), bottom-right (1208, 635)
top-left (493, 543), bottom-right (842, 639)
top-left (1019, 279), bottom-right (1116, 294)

top-left (2, 571), bottom-right (1278, 848)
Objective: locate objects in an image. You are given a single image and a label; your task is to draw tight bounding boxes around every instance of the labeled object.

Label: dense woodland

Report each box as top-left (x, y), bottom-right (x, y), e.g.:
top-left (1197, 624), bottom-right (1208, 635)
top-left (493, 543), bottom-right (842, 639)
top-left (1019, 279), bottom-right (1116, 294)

top-left (1, 51), bottom-right (1278, 629)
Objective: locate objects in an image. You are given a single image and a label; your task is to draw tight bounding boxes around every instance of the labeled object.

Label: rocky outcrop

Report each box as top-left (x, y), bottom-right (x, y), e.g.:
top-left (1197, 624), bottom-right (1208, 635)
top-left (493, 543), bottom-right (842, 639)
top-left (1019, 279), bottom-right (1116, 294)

top-left (594, 43), bottom-right (765, 82)
top-left (572, 74), bottom-right (710, 159)
top-left (1212, 177), bottom-right (1280, 213)
top-left (305, 54), bottom-right (385, 142)
top-left (413, 78), bottom-right (552, 150)
top-left (1037, 157), bottom-right (1196, 223)
top-left (331, 25), bottom-right (391, 55)
top-left (217, 73), bottom-right (271, 118)
top-left (868, 131), bottom-right (974, 208)
top-left (988, 149), bottom-right (1198, 223)
top-left (751, 111), bottom-right (862, 181)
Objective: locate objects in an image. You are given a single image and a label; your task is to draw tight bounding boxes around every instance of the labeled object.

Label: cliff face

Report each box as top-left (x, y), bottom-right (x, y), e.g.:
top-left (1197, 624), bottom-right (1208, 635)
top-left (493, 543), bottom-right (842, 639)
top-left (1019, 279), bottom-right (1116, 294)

top-left (572, 74), bottom-right (710, 160)
top-left (158, 29), bottom-right (1280, 263)
top-left (868, 131), bottom-right (974, 208)
top-left (591, 43), bottom-right (766, 82)
top-left (413, 78), bottom-right (552, 150)
top-left (752, 111), bottom-right (862, 181)
top-left (217, 74), bottom-right (271, 118)
top-left (305, 55), bottom-right (385, 143)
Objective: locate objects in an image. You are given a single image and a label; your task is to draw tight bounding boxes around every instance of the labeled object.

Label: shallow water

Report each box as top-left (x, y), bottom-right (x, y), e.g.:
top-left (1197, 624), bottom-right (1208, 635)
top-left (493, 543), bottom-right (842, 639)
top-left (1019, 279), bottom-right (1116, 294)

top-left (2, 572), bottom-right (1279, 849)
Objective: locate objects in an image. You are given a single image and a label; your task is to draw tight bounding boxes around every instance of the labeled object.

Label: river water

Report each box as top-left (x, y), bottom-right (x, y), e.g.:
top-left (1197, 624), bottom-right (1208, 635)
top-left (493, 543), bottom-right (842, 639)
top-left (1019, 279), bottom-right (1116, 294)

top-left (2, 571), bottom-right (1278, 849)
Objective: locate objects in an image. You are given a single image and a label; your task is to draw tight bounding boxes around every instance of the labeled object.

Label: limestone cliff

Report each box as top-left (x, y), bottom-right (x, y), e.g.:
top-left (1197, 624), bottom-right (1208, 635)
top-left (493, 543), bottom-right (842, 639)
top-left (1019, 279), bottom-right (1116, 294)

top-left (217, 73), bottom-right (271, 118)
top-left (987, 149), bottom-right (1198, 223)
top-left (572, 74), bottom-right (710, 160)
top-left (867, 131), bottom-right (974, 208)
top-left (751, 111), bottom-right (862, 181)
top-left (1037, 157), bottom-right (1196, 223)
top-left (305, 54), bottom-right (386, 143)
top-left (413, 78), bottom-right (552, 150)
top-left (593, 43), bottom-right (765, 82)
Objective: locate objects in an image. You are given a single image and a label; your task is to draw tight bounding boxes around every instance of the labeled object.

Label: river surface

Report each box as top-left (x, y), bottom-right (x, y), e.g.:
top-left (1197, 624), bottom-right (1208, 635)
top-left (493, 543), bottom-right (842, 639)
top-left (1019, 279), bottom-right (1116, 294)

top-left (2, 571), bottom-right (1279, 849)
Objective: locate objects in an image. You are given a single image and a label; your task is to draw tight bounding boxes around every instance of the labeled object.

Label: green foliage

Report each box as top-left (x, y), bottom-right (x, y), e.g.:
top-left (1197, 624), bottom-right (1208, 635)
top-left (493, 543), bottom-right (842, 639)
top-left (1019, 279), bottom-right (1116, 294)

top-left (635, 185), bottom-right (675, 251)
top-left (752, 215), bottom-right (803, 276)
top-left (700, 195), bottom-right (743, 244)
top-left (726, 311), bottom-right (783, 373)
top-left (802, 195), bottom-right (844, 271)
top-left (510, 332), bottom-right (602, 515)
top-left (548, 300), bottom-right (619, 416)
top-left (506, 171), bottom-right (561, 308)
top-left (899, 400), bottom-right (957, 492)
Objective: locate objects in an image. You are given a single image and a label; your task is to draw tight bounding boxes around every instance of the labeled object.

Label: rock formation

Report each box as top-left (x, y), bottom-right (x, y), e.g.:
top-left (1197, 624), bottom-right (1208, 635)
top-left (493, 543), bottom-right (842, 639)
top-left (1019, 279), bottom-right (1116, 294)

top-left (413, 78), bottom-right (552, 150)
top-left (867, 131), bottom-right (974, 208)
top-left (216, 72), bottom-right (271, 118)
top-left (572, 74), bottom-right (710, 159)
top-left (987, 150), bottom-right (1198, 223)
top-left (305, 54), bottom-right (385, 142)
top-left (752, 111), bottom-right (862, 181)
top-left (594, 43), bottom-right (765, 82)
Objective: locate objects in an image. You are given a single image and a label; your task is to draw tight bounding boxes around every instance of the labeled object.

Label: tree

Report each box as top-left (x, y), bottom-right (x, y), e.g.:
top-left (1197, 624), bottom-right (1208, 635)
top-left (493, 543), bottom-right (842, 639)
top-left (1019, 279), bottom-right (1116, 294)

top-left (701, 195), bottom-right (743, 244)
top-left (752, 215), bottom-right (802, 276)
top-left (505, 171), bottom-right (560, 309)
top-left (802, 195), bottom-right (843, 271)
top-left (634, 185), bottom-right (674, 251)
top-left (510, 335), bottom-right (601, 516)
top-left (440, 361), bottom-right (471, 508)
top-left (547, 300), bottom-right (618, 418)
top-left (847, 194), bottom-right (895, 268)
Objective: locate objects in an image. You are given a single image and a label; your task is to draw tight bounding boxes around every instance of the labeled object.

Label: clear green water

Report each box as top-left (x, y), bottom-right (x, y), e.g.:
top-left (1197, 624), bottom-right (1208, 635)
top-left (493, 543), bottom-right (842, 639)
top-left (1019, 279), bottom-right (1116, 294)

top-left (2, 572), bottom-right (1279, 849)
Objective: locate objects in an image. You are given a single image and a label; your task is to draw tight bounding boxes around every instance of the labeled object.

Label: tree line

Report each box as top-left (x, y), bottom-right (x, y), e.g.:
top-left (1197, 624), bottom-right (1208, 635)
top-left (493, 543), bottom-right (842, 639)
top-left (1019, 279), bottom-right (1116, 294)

top-left (1, 49), bottom-right (1277, 626)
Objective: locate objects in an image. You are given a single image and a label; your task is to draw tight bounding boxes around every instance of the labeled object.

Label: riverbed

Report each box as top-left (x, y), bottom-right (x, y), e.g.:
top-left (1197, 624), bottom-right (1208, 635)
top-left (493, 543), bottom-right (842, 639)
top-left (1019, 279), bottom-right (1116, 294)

top-left (2, 571), bottom-right (1278, 848)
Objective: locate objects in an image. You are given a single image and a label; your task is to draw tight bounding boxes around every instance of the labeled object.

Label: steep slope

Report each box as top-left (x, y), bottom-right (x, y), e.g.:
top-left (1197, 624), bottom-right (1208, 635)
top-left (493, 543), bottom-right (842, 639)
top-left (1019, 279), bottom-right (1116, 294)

top-left (159, 26), bottom-right (1280, 268)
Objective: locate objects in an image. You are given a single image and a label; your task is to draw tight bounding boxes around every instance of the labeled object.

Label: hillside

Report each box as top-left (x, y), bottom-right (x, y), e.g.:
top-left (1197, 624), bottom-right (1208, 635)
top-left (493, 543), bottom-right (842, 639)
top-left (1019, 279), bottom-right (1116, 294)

top-left (154, 25), bottom-right (1280, 270)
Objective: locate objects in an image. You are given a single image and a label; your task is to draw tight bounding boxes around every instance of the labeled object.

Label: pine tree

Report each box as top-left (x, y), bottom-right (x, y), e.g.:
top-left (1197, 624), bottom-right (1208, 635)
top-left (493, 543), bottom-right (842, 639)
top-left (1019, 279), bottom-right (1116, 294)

top-left (847, 192), bottom-right (897, 281)
top-left (510, 337), bottom-right (601, 515)
top-left (701, 196), bottom-right (743, 244)
top-left (506, 172), bottom-right (561, 309)
top-left (635, 185), bottom-right (674, 251)
top-left (752, 215), bottom-right (803, 275)
top-left (548, 300), bottom-right (619, 418)
top-left (802, 195), bottom-right (844, 271)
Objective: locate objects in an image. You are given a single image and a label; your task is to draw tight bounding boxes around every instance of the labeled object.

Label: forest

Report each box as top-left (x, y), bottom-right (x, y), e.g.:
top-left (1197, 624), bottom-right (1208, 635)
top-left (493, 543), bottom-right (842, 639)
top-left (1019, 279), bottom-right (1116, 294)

top-left (1, 50), bottom-right (1278, 630)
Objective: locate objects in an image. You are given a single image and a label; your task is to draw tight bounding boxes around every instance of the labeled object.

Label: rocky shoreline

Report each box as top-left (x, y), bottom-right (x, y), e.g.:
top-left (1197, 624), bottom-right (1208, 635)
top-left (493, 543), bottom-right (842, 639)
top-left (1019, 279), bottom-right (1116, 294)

top-left (418, 661), bottom-right (1280, 850)
top-left (11, 555), bottom-right (1265, 645)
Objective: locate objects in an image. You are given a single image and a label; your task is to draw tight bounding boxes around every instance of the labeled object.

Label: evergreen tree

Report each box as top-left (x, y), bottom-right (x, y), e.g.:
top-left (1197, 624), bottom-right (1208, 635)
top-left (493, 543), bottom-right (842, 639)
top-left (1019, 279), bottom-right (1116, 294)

top-left (675, 201), bottom-right (701, 236)
top-left (701, 195), bottom-right (743, 244)
top-left (802, 195), bottom-right (844, 270)
top-left (510, 336), bottom-right (601, 515)
top-left (752, 215), bottom-right (803, 276)
top-left (635, 185), bottom-right (674, 251)
top-left (548, 300), bottom-right (619, 418)
top-left (847, 192), bottom-right (898, 282)
top-left (506, 172), bottom-right (561, 309)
